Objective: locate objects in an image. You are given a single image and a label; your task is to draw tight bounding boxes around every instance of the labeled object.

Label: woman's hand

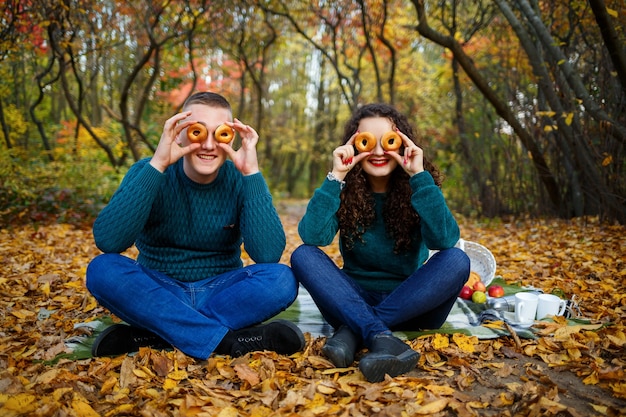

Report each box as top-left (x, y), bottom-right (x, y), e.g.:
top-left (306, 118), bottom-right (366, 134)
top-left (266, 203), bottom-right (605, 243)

top-left (330, 132), bottom-right (371, 180)
top-left (219, 118), bottom-right (260, 176)
top-left (385, 130), bottom-right (424, 176)
top-left (150, 111), bottom-right (201, 173)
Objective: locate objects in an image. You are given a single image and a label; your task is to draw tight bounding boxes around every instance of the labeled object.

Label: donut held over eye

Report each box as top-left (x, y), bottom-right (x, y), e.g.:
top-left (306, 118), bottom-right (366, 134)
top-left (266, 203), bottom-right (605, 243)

top-left (381, 131), bottom-right (401, 152)
top-left (187, 123), bottom-right (208, 143)
top-left (354, 132), bottom-right (376, 153)
top-left (215, 124), bottom-right (235, 144)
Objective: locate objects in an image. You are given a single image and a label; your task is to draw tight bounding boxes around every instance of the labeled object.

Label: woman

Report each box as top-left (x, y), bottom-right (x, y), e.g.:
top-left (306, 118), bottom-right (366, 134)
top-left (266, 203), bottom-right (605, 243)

top-left (291, 103), bottom-right (469, 382)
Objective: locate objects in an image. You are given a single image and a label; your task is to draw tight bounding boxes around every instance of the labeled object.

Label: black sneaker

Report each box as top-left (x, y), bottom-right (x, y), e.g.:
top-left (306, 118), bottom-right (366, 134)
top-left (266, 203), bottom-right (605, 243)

top-left (91, 324), bottom-right (172, 357)
top-left (222, 320), bottom-right (305, 357)
top-left (358, 334), bottom-right (420, 382)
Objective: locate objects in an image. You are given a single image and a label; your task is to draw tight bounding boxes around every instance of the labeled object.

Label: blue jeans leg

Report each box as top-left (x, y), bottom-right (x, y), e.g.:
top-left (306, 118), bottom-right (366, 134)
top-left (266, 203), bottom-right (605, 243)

top-left (86, 253), bottom-right (297, 359)
top-left (372, 247), bottom-right (470, 330)
top-left (290, 245), bottom-right (390, 344)
top-left (291, 245), bottom-right (469, 345)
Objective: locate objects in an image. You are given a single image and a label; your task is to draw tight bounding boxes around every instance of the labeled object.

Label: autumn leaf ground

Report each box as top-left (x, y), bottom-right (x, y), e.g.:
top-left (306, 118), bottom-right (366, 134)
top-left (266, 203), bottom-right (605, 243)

top-left (1, 200), bottom-right (625, 416)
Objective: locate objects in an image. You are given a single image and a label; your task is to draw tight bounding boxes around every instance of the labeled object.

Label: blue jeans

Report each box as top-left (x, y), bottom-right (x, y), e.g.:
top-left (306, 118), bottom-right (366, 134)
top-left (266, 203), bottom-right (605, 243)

top-left (290, 245), bottom-right (469, 345)
top-left (86, 253), bottom-right (298, 359)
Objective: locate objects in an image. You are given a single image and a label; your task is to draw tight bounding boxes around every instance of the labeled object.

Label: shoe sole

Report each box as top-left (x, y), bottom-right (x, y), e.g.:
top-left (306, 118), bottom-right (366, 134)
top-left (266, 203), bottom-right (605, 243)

top-left (91, 323), bottom-right (171, 357)
top-left (358, 350), bottom-right (420, 382)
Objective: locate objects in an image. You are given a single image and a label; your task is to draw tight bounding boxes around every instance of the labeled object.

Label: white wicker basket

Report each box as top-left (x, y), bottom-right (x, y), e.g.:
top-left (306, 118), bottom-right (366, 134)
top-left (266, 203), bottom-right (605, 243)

top-left (459, 239), bottom-right (497, 286)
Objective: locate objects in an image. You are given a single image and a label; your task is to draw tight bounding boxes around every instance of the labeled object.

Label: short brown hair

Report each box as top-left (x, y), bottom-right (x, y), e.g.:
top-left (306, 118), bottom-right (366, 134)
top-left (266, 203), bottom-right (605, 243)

top-left (183, 92), bottom-right (232, 112)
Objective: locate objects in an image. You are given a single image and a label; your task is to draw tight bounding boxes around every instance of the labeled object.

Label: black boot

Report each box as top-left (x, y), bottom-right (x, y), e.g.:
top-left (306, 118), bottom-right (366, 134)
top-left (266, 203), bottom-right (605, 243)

top-left (215, 319), bottom-right (305, 357)
top-left (321, 325), bottom-right (360, 368)
top-left (358, 333), bottom-right (420, 382)
top-left (91, 324), bottom-right (172, 357)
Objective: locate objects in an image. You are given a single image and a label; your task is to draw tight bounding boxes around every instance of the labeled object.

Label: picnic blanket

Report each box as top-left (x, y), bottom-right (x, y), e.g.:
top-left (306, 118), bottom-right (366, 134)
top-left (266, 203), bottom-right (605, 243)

top-left (275, 278), bottom-right (537, 340)
top-left (59, 278), bottom-right (542, 365)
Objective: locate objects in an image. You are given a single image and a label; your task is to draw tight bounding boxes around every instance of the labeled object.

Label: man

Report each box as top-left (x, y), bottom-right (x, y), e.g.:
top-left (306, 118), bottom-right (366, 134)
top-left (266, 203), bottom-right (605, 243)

top-left (86, 92), bottom-right (304, 359)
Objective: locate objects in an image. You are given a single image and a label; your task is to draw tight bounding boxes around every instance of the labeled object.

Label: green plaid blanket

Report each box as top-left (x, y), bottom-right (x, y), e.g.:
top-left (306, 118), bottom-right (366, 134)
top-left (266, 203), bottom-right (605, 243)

top-left (59, 278), bottom-right (569, 364)
top-left (276, 278), bottom-right (537, 340)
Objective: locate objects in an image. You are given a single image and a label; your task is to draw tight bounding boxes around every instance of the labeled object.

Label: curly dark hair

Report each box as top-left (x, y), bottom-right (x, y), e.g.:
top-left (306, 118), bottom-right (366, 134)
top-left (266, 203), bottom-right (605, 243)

top-left (337, 103), bottom-right (444, 253)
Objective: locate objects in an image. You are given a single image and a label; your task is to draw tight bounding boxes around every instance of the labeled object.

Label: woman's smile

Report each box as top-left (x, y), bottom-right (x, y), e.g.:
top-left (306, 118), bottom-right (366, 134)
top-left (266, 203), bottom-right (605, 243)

top-left (367, 157), bottom-right (391, 167)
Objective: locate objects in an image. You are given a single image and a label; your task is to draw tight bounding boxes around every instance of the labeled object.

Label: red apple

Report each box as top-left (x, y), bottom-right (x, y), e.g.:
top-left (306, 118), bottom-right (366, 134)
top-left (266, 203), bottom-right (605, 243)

top-left (473, 281), bottom-right (486, 292)
top-left (459, 285), bottom-right (474, 300)
top-left (488, 285), bottom-right (505, 298)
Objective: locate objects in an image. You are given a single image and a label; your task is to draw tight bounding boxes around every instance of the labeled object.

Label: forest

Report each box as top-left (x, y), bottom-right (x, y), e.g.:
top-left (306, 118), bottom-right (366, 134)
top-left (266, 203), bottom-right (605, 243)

top-left (1, 0), bottom-right (624, 225)
top-left (1, 1), bottom-right (626, 415)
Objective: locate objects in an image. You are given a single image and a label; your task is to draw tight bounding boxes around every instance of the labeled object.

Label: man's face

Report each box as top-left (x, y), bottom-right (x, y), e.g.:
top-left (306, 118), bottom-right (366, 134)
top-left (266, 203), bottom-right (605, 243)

top-left (179, 104), bottom-right (232, 184)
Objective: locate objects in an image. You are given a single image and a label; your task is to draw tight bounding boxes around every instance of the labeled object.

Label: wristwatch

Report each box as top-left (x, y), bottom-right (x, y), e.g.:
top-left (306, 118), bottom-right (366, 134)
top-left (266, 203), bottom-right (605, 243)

top-left (327, 172), bottom-right (346, 189)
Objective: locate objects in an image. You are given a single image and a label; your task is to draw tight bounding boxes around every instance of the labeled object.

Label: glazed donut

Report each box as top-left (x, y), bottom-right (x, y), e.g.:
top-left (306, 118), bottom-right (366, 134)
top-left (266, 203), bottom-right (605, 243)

top-left (354, 132), bottom-right (376, 153)
top-left (215, 124), bottom-right (235, 144)
top-left (381, 131), bottom-right (401, 152)
top-left (187, 123), bottom-right (208, 143)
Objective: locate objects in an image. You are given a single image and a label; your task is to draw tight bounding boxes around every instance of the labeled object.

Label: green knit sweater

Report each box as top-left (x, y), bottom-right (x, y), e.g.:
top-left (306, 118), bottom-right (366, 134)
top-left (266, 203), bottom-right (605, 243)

top-left (298, 171), bottom-right (460, 291)
top-left (93, 158), bottom-right (286, 282)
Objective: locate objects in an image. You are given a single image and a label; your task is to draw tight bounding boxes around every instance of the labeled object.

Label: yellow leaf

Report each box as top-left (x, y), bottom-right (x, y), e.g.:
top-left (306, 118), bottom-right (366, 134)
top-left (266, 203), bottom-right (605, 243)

top-left (132, 368), bottom-right (151, 379)
top-left (498, 391), bottom-right (515, 405)
top-left (105, 404), bottom-right (134, 417)
top-left (425, 384), bottom-right (455, 395)
top-left (71, 399), bottom-right (100, 417)
top-left (609, 382), bottom-right (626, 397)
top-left (11, 309), bottom-right (35, 319)
top-left (606, 7), bottom-right (617, 17)
top-left (432, 333), bottom-right (449, 350)
top-left (100, 376), bottom-right (118, 394)
top-left (583, 371), bottom-right (599, 385)
top-left (564, 112), bottom-right (574, 125)
top-left (2, 393), bottom-right (38, 413)
top-left (316, 383), bottom-right (336, 394)
top-left (83, 296), bottom-right (98, 312)
top-left (452, 333), bottom-right (478, 353)
top-left (40, 281), bottom-right (50, 297)
top-left (166, 369), bottom-right (188, 381)
top-left (163, 378), bottom-right (178, 390)
top-left (412, 398), bottom-right (449, 414)
top-left (53, 388), bottom-right (73, 401)
top-left (554, 323), bottom-right (603, 340)
top-left (602, 154), bottom-right (613, 166)
top-left (217, 406), bottom-right (239, 417)
top-left (483, 320), bottom-right (506, 330)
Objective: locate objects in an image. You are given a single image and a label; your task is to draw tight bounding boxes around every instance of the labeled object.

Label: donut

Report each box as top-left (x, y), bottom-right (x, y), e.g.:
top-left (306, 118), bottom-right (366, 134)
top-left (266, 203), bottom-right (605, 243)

top-left (381, 131), bottom-right (401, 152)
top-left (187, 123), bottom-right (208, 143)
top-left (354, 132), bottom-right (376, 153)
top-left (215, 124), bottom-right (235, 144)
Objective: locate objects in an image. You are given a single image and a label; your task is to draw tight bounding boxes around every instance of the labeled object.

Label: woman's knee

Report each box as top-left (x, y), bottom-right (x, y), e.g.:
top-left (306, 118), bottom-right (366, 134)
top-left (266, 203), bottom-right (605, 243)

top-left (290, 244), bottom-right (317, 265)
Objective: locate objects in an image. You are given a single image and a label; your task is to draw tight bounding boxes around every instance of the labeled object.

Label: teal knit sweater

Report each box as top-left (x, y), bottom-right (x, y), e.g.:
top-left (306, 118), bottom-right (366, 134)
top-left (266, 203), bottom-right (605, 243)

top-left (298, 171), bottom-right (460, 291)
top-left (93, 158), bottom-right (286, 282)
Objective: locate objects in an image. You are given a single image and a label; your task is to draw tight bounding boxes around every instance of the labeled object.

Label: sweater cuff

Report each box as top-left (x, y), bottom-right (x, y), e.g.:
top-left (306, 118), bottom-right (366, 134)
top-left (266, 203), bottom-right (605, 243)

top-left (139, 161), bottom-right (166, 193)
top-left (321, 178), bottom-right (343, 193)
top-left (410, 171), bottom-right (436, 189)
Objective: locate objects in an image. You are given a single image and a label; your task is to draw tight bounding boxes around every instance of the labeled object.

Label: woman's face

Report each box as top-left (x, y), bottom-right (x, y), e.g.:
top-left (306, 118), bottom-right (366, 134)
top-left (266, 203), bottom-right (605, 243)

top-left (357, 116), bottom-right (399, 182)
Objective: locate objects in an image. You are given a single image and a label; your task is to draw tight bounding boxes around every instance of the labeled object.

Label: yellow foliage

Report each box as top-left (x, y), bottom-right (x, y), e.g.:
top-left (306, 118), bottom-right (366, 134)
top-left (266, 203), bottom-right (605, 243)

top-left (452, 333), bottom-right (478, 353)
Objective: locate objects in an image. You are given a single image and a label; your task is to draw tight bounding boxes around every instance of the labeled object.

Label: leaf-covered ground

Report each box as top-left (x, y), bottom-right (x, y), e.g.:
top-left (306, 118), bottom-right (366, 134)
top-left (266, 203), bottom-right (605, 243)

top-left (1, 201), bottom-right (625, 416)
